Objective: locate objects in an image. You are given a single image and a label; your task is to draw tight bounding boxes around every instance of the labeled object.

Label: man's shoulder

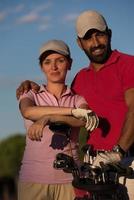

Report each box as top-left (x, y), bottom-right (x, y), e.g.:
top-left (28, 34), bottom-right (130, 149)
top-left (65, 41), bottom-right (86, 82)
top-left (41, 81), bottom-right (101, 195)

top-left (75, 65), bottom-right (90, 77)
top-left (71, 66), bottom-right (90, 92)
top-left (116, 50), bottom-right (134, 61)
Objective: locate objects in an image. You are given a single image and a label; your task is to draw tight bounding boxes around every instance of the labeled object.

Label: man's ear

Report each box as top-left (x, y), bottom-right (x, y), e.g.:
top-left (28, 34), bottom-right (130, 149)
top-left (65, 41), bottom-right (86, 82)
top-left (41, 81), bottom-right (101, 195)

top-left (108, 29), bottom-right (112, 38)
top-left (77, 37), bottom-right (83, 50)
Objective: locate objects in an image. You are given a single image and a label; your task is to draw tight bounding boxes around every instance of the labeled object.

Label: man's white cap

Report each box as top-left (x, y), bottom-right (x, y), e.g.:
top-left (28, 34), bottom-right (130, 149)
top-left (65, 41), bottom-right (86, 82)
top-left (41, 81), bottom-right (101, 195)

top-left (76, 10), bottom-right (108, 38)
top-left (39, 39), bottom-right (71, 58)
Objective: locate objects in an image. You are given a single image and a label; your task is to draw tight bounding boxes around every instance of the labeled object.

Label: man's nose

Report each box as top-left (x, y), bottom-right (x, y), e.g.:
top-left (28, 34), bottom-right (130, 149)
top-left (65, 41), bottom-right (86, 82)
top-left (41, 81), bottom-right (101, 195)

top-left (92, 36), bottom-right (100, 47)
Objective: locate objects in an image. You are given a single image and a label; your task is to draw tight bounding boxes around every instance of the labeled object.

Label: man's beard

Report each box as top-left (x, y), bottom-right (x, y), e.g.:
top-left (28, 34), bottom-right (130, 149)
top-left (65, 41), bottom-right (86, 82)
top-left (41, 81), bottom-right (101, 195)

top-left (84, 43), bottom-right (111, 64)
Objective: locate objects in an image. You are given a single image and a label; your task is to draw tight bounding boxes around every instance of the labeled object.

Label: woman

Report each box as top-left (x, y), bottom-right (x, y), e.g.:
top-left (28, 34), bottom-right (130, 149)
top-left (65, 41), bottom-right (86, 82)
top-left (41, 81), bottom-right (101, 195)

top-left (18, 39), bottom-right (98, 200)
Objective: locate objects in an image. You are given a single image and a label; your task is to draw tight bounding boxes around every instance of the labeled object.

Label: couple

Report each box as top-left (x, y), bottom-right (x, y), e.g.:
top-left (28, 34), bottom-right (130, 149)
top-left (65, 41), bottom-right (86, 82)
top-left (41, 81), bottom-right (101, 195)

top-left (17, 10), bottom-right (134, 200)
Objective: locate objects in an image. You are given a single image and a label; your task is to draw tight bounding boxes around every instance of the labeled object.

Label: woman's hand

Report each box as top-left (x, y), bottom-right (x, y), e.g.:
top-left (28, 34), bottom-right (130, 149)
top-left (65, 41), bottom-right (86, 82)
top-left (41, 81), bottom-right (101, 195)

top-left (28, 116), bottom-right (49, 141)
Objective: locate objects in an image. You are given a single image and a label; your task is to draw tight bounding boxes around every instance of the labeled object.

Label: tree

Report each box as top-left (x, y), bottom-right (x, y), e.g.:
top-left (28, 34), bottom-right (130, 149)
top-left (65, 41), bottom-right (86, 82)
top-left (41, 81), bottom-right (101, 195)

top-left (0, 134), bottom-right (25, 178)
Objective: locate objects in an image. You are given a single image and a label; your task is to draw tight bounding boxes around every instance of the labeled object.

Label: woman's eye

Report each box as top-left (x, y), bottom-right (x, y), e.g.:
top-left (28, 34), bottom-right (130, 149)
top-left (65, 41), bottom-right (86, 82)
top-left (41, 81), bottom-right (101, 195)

top-left (43, 60), bottom-right (50, 65)
top-left (58, 58), bottom-right (66, 63)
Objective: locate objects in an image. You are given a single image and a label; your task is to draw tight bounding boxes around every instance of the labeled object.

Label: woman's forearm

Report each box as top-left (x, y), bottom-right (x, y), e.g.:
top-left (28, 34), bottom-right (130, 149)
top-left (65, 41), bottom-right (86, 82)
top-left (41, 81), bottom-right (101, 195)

top-left (25, 106), bottom-right (72, 121)
top-left (20, 98), bottom-right (72, 121)
top-left (47, 115), bottom-right (86, 127)
top-left (37, 114), bottom-right (85, 128)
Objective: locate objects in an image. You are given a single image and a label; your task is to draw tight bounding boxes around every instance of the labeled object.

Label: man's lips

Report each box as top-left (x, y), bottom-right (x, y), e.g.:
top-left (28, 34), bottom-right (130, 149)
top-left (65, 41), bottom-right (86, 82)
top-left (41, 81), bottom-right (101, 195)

top-left (92, 48), bottom-right (105, 56)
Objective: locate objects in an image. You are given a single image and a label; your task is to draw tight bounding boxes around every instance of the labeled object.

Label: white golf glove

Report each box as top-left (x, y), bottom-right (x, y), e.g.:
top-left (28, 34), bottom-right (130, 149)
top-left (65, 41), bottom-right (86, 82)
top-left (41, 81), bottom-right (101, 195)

top-left (93, 151), bottom-right (122, 167)
top-left (71, 108), bottom-right (99, 131)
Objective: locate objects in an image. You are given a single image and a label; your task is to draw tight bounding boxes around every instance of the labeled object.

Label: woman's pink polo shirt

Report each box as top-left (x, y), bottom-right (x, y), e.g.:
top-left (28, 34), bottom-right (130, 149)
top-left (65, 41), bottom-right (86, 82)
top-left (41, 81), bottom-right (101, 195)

top-left (19, 85), bottom-right (88, 184)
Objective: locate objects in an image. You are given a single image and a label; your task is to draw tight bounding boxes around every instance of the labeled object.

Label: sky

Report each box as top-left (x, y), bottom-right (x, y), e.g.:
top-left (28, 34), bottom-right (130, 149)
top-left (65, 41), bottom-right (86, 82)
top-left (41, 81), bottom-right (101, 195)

top-left (0, 0), bottom-right (134, 140)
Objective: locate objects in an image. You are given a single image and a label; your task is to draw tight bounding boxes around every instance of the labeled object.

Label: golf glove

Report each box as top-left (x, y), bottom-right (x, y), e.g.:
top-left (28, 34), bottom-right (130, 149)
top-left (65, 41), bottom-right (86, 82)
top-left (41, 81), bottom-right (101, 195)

top-left (93, 151), bottom-right (122, 167)
top-left (71, 108), bottom-right (99, 131)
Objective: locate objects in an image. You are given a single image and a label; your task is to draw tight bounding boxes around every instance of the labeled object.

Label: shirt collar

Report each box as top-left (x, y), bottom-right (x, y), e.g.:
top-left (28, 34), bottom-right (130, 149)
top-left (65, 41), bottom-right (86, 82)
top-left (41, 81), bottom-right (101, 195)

top-left (89, 49), bottom-right (120, 71)
top-left (38, 84), bottom-right (73, 96)
top-left (103, 49), bottom-right (120, 66)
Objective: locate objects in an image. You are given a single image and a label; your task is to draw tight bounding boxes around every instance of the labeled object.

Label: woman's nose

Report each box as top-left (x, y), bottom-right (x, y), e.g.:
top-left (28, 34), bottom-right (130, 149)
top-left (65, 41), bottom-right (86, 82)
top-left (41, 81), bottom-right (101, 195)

top-left (51, 61), bottom-right (58, 70)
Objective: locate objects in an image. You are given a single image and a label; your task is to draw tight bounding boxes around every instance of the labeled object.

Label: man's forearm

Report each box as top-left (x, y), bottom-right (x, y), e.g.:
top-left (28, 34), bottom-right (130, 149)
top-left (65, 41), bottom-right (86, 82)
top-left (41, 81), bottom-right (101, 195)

top-left (118, 110), bottom-right (134, 152)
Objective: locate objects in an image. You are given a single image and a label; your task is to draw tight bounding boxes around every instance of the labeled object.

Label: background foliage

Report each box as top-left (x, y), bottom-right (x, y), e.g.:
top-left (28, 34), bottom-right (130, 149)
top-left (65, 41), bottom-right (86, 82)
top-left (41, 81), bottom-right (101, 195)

top-left (0, 134), bottom-right (25, 178)
top-left (0, 128), bottom-right (87, 178)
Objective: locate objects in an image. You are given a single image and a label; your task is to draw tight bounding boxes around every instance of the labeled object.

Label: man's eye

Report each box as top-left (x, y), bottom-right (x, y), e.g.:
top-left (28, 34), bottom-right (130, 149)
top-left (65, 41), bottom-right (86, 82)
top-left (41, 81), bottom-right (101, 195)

top-left (97, 32), bottom-right (106, 37)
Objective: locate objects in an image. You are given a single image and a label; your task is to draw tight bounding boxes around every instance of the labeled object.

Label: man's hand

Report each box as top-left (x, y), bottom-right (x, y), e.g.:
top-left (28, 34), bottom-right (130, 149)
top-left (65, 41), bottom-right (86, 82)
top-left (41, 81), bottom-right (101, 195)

top-left (71, 108), bottom-right (99, 131)
top-left (93, 151), bottom-right (122, 167)
top-left (16, 80), bottom-right (40, 100)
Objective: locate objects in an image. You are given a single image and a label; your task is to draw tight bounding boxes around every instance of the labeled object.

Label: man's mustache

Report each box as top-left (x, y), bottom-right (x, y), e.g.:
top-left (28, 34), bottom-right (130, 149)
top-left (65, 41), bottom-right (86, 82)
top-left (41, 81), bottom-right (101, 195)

top-left (91, 45), bottom-right (105, 53)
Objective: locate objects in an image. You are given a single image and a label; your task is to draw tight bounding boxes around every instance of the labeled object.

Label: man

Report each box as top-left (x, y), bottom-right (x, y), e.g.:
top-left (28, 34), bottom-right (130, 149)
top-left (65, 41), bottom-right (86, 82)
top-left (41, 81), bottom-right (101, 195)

top-left (16, 10), bottom-right (134, 199)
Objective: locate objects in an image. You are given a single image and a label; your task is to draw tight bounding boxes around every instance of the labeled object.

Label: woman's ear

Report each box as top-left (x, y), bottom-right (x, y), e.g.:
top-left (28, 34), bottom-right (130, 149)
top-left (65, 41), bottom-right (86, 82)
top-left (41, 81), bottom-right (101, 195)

top-left (68, 58), bottom-right (72, 70)
top-left (39, 64), bottom-right (44, 72)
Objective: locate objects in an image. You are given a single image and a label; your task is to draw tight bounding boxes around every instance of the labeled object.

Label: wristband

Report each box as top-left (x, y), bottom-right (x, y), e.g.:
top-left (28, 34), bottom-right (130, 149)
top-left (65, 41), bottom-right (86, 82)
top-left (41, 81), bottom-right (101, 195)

top-left (112, 144), bottom-right (126, 157)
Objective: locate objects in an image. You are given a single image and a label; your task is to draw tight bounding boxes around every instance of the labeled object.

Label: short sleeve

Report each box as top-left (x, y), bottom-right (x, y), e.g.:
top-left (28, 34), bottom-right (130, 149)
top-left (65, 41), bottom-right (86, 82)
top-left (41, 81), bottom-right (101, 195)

top-left (74, 94), bottom-right (88, 108)
top-left (18, 90), bottom-right (35, 103)
top-left (119, 55), bottom-right (134, 92)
